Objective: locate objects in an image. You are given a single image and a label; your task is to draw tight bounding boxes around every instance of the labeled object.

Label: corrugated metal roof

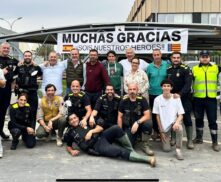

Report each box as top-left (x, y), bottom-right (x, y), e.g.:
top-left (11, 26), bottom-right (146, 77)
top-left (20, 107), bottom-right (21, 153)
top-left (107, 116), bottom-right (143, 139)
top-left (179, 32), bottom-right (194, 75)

top-left (0, 22), bottom-right (221, 50)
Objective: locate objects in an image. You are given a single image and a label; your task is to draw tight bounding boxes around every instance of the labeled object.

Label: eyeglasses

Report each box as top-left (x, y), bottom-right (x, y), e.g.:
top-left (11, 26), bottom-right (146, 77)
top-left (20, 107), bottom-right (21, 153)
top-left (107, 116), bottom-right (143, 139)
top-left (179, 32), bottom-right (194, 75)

top-left (132, 62), bottom-right (139, 65)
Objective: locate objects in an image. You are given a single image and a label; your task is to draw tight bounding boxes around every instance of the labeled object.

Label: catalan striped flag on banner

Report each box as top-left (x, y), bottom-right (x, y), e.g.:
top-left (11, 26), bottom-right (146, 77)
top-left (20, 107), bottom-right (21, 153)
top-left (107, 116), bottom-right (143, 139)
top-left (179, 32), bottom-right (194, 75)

top-left (62, 45), bottom-right (73, 52)
top-left (168, 43), bottom-right (181, 52)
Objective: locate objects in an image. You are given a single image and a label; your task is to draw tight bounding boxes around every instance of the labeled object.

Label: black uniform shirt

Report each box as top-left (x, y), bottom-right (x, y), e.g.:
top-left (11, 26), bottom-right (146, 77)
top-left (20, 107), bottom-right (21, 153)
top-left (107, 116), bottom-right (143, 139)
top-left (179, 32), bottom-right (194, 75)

top-left (15, 64), bottom-right (42, 90)
top-left (118, 96), bottom-right (149, 127)
top-left (64, 92), bottom-right (90, 120)
top-left (167, 63), bottom-right (192, 97)
top-left (0, 56), bottom-right (18, 83)
top-left (9, 103), bottom-right (34, 131)
top-left (94, 94), bottom-right (121, 126)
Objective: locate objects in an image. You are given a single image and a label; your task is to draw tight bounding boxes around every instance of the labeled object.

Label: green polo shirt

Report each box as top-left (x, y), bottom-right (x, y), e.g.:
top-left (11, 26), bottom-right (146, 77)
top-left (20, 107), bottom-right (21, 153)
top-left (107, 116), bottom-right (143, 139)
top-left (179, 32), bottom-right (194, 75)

top-left (146, 60), bottom-right (169, 95)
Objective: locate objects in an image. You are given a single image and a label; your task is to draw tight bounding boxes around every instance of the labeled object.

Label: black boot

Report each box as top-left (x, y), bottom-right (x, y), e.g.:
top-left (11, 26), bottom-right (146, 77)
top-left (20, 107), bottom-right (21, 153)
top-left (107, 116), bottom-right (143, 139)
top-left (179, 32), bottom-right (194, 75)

top-left (193, 128), bottom-right (203, 144)
top-left (210, 130), bottom-right (220, 152)
top-left (10, 140), bottom-right (19, 150)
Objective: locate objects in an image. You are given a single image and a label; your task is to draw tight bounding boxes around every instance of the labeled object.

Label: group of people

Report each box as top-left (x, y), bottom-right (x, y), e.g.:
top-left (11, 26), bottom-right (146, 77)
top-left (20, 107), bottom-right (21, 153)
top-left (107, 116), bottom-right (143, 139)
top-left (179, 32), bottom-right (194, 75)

top-left (0, 41), bottom-right (220, 168)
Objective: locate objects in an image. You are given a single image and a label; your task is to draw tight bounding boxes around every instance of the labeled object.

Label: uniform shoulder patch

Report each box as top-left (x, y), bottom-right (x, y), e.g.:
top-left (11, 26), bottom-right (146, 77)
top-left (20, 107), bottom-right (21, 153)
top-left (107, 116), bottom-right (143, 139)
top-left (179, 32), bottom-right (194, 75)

top-left (12, 103), bottom-right (19, 108)
top-left (123, 95), bottom-right (129, 100)
top-left (114, 94), bottom-right (121, 99)
top-left (78, 91), bottom-right (85, 97)
top-left (25, 103), bottom-right (30, 107)
top-left (167, 65), bottom-right (172, 69)
top-left (136, 96), bottom-right (142, 100)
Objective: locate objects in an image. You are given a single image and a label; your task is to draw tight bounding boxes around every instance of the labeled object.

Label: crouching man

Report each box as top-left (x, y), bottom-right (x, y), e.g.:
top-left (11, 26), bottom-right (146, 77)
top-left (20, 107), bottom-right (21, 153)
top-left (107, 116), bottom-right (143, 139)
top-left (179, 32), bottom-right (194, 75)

top-left (153, 79), bottom-right (184, 160)
top-left (64, 113), bottom-right (156, 167)
top-left (36, 84), bottom-right (66, 146)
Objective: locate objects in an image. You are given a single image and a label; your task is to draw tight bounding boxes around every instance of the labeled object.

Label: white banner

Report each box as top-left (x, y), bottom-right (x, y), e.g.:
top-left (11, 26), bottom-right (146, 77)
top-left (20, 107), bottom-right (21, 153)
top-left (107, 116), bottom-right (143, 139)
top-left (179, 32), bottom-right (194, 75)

top-left (57, 29), bottom-right (188, 54)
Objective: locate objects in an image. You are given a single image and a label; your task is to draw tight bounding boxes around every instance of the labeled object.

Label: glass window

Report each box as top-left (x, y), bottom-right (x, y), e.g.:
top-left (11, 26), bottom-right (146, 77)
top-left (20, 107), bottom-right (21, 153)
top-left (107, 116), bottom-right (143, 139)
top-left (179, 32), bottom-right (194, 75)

top-left (158, 14), bottom-right (166, 23)
top-left (167, 14), bottom-right (174, 23)
top-left (201, 13), bottom-right (209, 24)
top-left (210, 13), bottom-right (217, 25)
top-left (183, 14), bottom-right (192, 23)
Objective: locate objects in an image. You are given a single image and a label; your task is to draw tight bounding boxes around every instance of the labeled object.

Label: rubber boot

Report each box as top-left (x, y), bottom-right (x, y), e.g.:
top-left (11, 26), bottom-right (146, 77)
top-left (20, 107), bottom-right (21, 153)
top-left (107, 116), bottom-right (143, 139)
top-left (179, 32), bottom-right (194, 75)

top-left (185, 126), bottom-right (194, 149)
top-left (117, 134), bottom-right (134, 152)
top-left (129, 151), bottom-right (156, 167)
top-left (10, 140), bottom-right (19, 150)
top-left (170, 130), bottom-right (176, 146)
top-left (141, 133), bottom-right (154, 156)
top-left (193, 128), bottom-right (203, 144)
top-left (210, 130), bottom-right (220, 152)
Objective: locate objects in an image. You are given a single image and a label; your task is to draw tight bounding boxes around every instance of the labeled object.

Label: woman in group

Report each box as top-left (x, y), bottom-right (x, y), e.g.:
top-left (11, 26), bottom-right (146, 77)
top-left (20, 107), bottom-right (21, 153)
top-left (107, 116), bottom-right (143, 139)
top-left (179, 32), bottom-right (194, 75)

top-left (124, 57), bottom-right (149, 101)
top-left (8, 92), bottom-right (36, 150)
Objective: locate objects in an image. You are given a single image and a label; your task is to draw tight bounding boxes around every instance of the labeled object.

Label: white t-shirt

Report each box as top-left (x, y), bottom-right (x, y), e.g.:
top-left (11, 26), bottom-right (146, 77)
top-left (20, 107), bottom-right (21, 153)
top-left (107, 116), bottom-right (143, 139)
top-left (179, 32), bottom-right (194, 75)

top-left (0, 69), bottom-right (6, 81)
top-left (152, 94), bottom-right (185, 132)
top-left (119, 58), bottom-right (149, 76)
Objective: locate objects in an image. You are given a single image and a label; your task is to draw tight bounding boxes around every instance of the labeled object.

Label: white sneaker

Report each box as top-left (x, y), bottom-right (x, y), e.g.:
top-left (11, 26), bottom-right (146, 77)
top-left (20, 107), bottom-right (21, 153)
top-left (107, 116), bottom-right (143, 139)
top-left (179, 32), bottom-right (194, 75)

top-left (56, 136), bottom-right (63, 147)
top-left (176, 148), bottom-right (184, 160)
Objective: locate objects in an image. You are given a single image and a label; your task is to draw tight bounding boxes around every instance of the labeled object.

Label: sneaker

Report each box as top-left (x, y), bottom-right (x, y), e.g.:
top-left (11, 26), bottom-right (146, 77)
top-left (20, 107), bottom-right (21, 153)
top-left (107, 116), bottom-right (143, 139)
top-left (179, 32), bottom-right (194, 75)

top-left (56, 136), bottom-right (63, 147)
top-left (0, 151), bottom-right (2, 158)
top-left (176, 148), bottom-right (184, 160)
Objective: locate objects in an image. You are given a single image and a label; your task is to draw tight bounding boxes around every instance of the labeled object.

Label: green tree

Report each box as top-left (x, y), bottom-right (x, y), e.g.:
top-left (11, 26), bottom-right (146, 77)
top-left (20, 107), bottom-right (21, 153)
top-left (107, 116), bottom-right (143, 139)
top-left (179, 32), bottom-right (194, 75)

top-left (35, 44), bottom-right (55, 61)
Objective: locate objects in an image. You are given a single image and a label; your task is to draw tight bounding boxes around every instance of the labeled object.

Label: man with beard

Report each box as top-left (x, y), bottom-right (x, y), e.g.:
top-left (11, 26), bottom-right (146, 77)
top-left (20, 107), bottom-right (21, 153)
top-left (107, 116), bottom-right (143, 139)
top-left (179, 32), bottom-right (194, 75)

top-left (15, 51), bottom-right (42, 124)
top-left (89, 84), bottom-right (121, 129)
top-left (118, 83), bottom-right (154, 156)
top-left (0, 42), bottom-right (18, 139)
top-left (36, 84), bottom-right (66, 146)
top-left (84, 49), bottom-right (110, 108)
top-left (64, 80), bottom-right (92, 129)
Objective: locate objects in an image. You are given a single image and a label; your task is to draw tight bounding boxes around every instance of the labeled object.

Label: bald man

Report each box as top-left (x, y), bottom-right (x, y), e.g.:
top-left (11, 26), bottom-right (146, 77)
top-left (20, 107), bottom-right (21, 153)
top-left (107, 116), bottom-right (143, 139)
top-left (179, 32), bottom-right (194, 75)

top-left (64, 80), bottom-right (92, 128)
top-left (0, 42), bottom-right (18, 139)
top-left (118, 83), bottom-right (154, 156)
top-left (119, 48), bottom-right (148, 76)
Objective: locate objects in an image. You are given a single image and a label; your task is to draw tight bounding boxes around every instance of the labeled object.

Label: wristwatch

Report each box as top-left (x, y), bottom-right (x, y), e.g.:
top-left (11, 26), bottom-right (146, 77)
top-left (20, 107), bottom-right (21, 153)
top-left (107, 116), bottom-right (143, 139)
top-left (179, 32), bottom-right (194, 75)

top-left (136, 120), bottom-right (141, 125)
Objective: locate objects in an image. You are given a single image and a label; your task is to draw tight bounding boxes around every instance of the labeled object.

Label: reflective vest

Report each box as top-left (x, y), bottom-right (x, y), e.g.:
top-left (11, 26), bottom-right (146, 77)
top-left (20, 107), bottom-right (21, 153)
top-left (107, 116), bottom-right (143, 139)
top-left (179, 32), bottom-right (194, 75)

top-left (41, 96), bottom-right (61, 121)
top-left (192, 64), bottom-right (218, 98)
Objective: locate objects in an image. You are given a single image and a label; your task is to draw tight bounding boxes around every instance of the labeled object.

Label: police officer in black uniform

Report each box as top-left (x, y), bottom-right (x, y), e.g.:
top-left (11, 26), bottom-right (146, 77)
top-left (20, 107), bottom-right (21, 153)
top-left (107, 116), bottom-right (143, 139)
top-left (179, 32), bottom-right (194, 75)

top-left (64, 113), bottom-right (156, 167)
top-left (89, 84), bottom-right (121, 129)
top-left (0, 42), bottom-right (18, 139)
top-left (118, 83), bottom-right (154, 156)
top-left (15, 50), bottom-right (42, 125)
top-left (64, 80), bottom-right (92, 128)
top-left (8, 92), bottom-right (36, 150)
top-left (167, 51), bottom-right (194, 149)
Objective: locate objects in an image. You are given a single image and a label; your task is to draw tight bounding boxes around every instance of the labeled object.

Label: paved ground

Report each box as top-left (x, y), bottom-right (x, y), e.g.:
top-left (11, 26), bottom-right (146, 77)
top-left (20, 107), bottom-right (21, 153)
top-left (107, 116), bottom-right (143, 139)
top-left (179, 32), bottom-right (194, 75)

top-left (0, 94), bottom-right (221, 182)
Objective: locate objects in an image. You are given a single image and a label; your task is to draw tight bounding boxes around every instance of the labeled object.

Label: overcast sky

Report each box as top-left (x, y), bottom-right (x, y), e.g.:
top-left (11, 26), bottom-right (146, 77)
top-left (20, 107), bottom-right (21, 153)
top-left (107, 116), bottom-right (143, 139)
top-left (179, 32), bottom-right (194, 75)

top-left (0, 0), bottom-right (134, 33)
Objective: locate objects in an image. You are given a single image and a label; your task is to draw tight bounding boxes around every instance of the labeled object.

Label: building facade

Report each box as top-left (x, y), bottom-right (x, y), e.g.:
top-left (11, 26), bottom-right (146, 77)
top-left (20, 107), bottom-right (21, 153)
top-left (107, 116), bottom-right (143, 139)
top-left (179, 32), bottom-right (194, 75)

top-left (127, 0), bottom-right (221, 25)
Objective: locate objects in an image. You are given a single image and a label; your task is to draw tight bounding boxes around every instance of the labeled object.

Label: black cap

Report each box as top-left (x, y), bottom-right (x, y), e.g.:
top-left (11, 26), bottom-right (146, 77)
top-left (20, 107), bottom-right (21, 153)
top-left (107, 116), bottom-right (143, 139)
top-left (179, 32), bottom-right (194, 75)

top-left (199, 50), bottom-right (210, 56)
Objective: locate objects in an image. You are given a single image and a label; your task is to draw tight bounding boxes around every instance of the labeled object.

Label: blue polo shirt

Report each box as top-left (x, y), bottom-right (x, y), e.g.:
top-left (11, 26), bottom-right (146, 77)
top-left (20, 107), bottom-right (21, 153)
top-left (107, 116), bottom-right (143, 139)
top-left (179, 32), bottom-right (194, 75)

top-left (146, 61), bottom-right (169, 95)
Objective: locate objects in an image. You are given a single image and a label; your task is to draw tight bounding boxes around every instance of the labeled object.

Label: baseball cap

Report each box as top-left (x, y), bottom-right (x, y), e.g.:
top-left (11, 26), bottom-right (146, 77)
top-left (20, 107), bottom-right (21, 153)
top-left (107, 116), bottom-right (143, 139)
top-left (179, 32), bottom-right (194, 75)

top-left (199, 50), bottom-right (210, 56)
